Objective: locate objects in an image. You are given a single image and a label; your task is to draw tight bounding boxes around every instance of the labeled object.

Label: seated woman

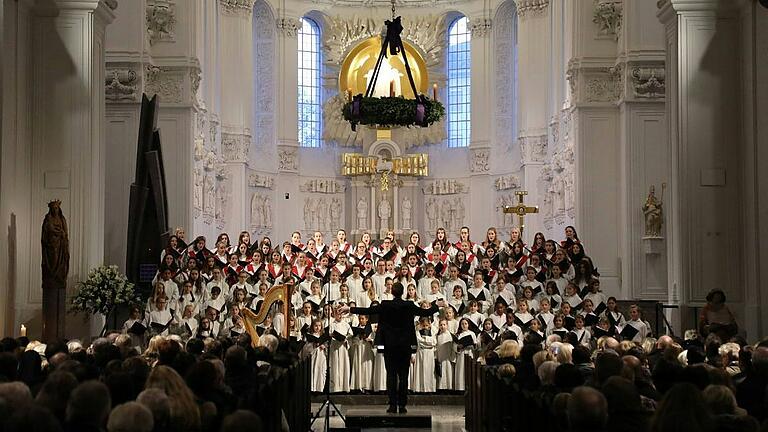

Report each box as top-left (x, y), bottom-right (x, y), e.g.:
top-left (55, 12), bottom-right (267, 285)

top-left (698, 289), bottom-right (738, 341)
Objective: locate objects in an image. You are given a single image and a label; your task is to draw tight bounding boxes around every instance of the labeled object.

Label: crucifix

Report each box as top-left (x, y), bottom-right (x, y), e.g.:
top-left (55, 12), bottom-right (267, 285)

top-left (503, 191), bottom-right (539, 238)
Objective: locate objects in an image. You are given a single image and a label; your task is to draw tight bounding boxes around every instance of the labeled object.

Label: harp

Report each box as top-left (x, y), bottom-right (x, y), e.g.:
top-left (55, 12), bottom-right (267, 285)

top-left (241, 284), bottom-right (293, 347)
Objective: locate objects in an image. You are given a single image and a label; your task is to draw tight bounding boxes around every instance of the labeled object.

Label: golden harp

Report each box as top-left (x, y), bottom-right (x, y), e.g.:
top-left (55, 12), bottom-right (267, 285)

top-left (240, 284), bottom-right (293, 348)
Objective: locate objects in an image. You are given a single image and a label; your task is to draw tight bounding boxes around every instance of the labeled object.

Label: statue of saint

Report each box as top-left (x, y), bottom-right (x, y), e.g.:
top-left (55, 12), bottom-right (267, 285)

top-left (41, 200), bottom-right (69, 341)
top-left (378, 199), bottom-right (391, 230)
top-left (356, 197), bottom-right (368, 229)
top-left (401, 196), bottom-right (412, 230)
top-left (643, 185), bottom-right (663, 237)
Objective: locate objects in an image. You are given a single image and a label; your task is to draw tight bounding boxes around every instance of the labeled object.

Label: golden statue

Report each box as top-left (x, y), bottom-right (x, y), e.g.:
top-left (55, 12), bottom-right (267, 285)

top-left (643, 184), bottom-right (665, 237)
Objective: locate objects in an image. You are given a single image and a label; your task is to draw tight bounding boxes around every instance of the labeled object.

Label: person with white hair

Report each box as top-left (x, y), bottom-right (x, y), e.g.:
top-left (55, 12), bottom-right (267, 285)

top-left (107, 402), bottom-right (154, 432)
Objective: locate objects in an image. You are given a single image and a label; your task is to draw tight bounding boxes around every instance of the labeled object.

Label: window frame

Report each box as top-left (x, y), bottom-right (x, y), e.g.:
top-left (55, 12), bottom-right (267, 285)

top-left (446, 15), bottom-right (471, 149)
top-left (297, 17), bottom-right (322, 148)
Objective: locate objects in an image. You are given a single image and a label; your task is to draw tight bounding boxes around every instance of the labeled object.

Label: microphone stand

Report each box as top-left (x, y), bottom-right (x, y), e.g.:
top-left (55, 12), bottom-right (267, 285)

top-left (310, 281), bottom-right (346, 430)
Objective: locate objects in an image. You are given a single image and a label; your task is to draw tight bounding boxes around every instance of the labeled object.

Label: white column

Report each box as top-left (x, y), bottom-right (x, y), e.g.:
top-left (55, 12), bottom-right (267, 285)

top-left (218, 0), bottom-right (255, 235)
top-left (617, 0), bottom-right (668, 302)
top-left (516, 1), bottom-right (552, 243)
top-left (273, 15), bottom-right (300, 242)
top-left (658, 0), bottom-right (747, 335)
top-left (27, 0), bottom-right (116, 338)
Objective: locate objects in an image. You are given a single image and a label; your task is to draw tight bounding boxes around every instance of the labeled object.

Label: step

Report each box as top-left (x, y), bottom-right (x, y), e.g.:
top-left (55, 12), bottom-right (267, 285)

top-left (344, 408), bottom-right (432, 429)
top-left (311, 393), bottom-right (464, 406)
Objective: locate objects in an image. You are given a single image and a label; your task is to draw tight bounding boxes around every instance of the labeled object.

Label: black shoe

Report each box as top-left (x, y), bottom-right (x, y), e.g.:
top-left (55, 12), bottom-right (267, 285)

top-left (398, 406), bottom-right (407, 414)
top-left (387, 406), bottom-right (397, 414)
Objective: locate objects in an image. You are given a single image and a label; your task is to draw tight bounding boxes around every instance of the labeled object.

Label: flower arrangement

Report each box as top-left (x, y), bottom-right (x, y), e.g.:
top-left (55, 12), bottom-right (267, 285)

top-left (71, 265), bottom-right (142, 336)
top-left (342, 96), bottom-right (445, 130)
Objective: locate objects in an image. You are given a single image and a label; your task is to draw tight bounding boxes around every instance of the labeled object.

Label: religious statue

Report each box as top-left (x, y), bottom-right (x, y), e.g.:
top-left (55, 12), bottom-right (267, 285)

top-left (252, 194), bottom-right (265, 227)
top-left (263, 196), bottom-right (273, 228)
top-left (455, 198), bottom-right (465, 227)
top-left (356, 197), bottom-right (368, 229)
top-left (330, 197), bottom-right (342, 229)
top-left (378, 199), bottom-right (391, 230)
top-left (203, 175), bottom-right (215, 215)
top-left (643, 184), bottom-right (664, 237)
top-left (316, 198), bottom-right (329, 231)
top-left (440, 199), bottom-right (451, 231)
top-left (304, 198), bottom-right (313, 229)
top-left (401, 196), bottom-right (412, 230)
top-left (193, 169), bottom-right (202, 211)
top-left (41, 200), bottom-right (69, 341)
top-left (426, 198), bottom-right (438, 230)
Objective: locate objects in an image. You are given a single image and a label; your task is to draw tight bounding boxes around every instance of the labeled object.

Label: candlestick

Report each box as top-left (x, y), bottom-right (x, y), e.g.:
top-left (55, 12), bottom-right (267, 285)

top-left (389, 80), bottom-right (395, 97)
top-left (20, 324), bottom-right (26, 337)
top-left (432, 83), bottom-right (438, 101)
top-left (347, 87), bottom-right (352, 102)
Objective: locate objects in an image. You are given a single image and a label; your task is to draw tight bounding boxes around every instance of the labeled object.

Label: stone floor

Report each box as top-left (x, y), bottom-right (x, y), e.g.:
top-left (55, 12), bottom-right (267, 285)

top-left (309, 404), bottom-right (466, 431)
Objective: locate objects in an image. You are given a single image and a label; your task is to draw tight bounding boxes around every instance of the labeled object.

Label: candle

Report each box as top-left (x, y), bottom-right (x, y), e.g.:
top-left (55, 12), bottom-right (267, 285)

top-left (347, 87), bottom-right (352, 102)
top-left (20, 324), bottom-right (26, 337)
top-left (389, 80), bottom-right (395, 97)
top-left (432, 83), bottom-right (438, 101)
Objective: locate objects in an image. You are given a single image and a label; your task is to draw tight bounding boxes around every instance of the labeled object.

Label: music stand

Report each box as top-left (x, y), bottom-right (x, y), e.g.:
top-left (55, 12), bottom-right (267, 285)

top-left (310, 280), bottom-right (346, 430)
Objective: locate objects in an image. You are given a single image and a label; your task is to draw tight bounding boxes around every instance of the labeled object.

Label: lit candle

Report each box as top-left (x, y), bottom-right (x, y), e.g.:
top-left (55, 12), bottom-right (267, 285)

top-left (347, 87), bottom-right (352, 102)
top-left (20, 324), bottom-right (26, 337)
top-left (433, 83), bottom-right (438, 101)
top-left (389, 80), bottom-right (395, 97)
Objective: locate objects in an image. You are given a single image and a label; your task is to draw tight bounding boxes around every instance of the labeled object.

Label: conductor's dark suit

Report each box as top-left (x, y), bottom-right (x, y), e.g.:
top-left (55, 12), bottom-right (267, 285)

top-left (351, 298), bottom-right (439, 408)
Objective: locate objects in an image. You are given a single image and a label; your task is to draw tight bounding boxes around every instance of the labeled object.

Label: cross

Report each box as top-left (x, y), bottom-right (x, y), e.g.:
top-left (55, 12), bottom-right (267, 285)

top-left (503, 191), bottom-right (539, 238)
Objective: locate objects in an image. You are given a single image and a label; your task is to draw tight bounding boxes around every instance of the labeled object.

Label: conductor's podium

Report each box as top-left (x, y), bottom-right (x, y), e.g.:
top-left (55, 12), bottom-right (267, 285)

top-left (343, 407), bottom-right (432, 429)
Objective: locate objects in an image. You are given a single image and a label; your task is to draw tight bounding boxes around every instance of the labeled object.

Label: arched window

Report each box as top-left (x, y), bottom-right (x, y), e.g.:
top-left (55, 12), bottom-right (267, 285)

top-left (447, 16), bottom-right (471, 148)
top-left (298, 17), bottom-right (321, 148)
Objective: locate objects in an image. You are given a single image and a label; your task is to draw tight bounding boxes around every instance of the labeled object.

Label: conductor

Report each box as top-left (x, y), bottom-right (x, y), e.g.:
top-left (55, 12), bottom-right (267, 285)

top-left (339, 282), bottom-right (444, 414)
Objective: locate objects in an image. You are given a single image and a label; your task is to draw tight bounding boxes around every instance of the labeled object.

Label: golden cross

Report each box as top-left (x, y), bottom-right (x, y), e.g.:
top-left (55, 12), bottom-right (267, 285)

top-left (503, 191), bottom-right (539, 238)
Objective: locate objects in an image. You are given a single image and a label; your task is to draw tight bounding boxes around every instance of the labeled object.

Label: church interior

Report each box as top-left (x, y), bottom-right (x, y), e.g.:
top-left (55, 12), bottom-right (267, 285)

top-left (1, 0), bottom-right (768, 431)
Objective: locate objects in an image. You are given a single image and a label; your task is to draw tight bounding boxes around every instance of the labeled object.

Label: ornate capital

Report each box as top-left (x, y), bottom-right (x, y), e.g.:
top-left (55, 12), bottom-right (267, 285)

top-left (593, 1), bottom-right (623, 40)
top-left (519, 135), bottom-right (548, 165)
top-left (221, 132), bottom-right (251, 163)
top-left (469, 18), bottom-right (492, 37)
top-left (278, 146), bottom-right (299, 172)
top-left (631, 66), bottom-right (666, 99)
top-left (146, 0), bottom-right (176, 45)
top-left (469, 148), bottom-right (491, 173)
top-left (145, 65), bottom-right (183, 104)
top-left (277, 17), bottom-right (300, 37)
top-left (517, 0), bottom-right (549, 19)
top-left (220, 0), bottom-right (254, 15)
top-left (105, 66), bottom-right (140, 103)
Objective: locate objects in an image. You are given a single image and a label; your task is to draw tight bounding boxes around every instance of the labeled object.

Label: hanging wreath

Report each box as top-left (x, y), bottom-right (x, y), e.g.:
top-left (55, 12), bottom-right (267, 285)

top-left (343, 14), bottom-right (446, 130)
top-left (343, 96), bottom-right (445, 129)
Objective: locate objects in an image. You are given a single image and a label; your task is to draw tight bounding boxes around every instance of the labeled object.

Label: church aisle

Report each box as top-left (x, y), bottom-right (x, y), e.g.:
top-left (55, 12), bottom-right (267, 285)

top-left (312, 404), bottom-right (465, 431)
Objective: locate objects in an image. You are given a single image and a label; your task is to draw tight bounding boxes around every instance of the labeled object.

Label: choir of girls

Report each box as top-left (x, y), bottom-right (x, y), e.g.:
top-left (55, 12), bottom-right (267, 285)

top-left (128, 224), bottom-right (653, 393)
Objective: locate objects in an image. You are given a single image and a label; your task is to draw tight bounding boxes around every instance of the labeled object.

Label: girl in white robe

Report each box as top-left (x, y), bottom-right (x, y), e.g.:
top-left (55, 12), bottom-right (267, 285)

top-left (411, 317), bottom-right (437, 393)
top-left (308, 319), bottom-right (328, 393)
top-left (435, 318), bottom-right (456, 391)
top-left (371, 323), bottom-right (387, 392)
top-left (122, 306), bottom-right (147, 351)
top-left (454, 318), bottom-right (477, 391)
top-left (328, 311), bottom-right (351, 393)
top-left (349, 314), bottom-right (374, 392)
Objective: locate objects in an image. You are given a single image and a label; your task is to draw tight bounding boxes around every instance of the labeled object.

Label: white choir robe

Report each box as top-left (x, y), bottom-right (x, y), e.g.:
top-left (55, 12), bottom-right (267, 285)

top-left (122, 318), bottom-right (145, 351)
top-left (309, 335), bottom-right (328, 392)
top-left (435, 332), bottom-right (456, 390)
top-left (147, 309), bottom-right (173, 336)
top-left (454, 330), bottom-right (477, 391)
top-left (349, 331), bottom-right (374, 391)
top-left (411, 330), bottom-right (437, 392)
top-left (371, 274), bottom-right (388, 300)
top-left (346, 276), bottom-right (364, 294)
top-left (371, 328), bottom-right (387, 392)
top-left (354, 291), bottom-right (375, 308)
top-left (418, 277), bottom-right (438, 299)
top-left (467, 286), bottom-right (491, 314)
top-left (296, 314), bottom-right (313, 339)
top-left (329, 320), bottom-right (351, 392)
top-left (325, 282), bottom-right (342, 303)
top-left (446, 319), bottom-right (459, 335)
